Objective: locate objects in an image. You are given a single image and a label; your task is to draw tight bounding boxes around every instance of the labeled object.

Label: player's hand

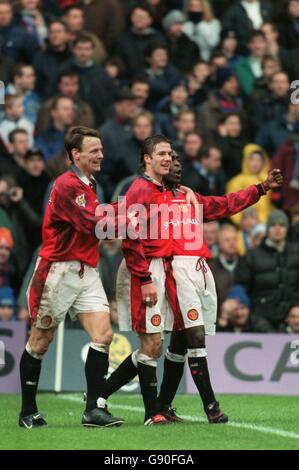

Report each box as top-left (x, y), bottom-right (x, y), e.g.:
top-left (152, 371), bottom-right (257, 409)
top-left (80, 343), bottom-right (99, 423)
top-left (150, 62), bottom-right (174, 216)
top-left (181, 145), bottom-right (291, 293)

top-left (141, 283), bottom-right (158, 307)
top-left (263, 169), bottom-right (283, 191)
top-left (179, 185), bottom-right (197, 205)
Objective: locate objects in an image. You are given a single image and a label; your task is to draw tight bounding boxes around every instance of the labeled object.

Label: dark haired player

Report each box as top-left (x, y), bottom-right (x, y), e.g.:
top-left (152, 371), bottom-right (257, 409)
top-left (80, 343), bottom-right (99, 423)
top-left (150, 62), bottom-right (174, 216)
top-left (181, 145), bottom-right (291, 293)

top-left (97, 149), bottom-right (283, 424)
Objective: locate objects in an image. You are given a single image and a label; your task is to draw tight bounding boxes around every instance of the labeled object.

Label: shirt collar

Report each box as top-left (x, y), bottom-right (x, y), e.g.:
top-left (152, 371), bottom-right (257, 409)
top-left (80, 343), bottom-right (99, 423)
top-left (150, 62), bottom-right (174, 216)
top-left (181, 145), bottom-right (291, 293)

top-left (70, 164), bottom-right (96, 187)
top-left (141, 173), bottom-right (164, 192)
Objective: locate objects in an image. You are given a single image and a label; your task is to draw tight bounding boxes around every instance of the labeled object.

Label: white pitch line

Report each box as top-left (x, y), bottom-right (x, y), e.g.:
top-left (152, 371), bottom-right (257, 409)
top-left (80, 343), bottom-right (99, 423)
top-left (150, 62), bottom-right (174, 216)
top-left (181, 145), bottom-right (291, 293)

top-left (60, 394), bottom-right (299, 441)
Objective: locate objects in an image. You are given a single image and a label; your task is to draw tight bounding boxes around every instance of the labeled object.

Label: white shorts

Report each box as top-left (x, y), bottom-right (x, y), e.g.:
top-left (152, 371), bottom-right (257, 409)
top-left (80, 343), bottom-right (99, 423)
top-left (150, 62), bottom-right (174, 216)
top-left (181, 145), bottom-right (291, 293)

top-left (116, 258), bottom-right (177, 334)
top-left (172, 256), bottom-right (217, 335)
top-left (27, 258), bottom-right (110, 329)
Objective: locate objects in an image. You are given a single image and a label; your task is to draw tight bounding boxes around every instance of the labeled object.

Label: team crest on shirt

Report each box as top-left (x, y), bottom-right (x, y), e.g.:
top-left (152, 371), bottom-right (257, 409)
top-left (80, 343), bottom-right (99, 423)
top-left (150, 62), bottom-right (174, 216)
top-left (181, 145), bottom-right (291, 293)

top-left (75, 193), bottom-right (86, 208)
top-left (151, 314), bottom-right (161, 327)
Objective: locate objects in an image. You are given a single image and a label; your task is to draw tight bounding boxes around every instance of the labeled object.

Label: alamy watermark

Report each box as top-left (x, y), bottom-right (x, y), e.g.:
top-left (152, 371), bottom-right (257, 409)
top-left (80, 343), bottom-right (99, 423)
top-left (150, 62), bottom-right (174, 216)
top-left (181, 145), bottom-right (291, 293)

top-left (0, 81), bottom-right (4, 105)
top-left (290, 340), bottom-right (299, 366)
top-left (0, 340), bottom-right (5, 365)
top-left (94, 197), bottom-right (204, 251)
top-left (290, 80), bottom-right (299, 105)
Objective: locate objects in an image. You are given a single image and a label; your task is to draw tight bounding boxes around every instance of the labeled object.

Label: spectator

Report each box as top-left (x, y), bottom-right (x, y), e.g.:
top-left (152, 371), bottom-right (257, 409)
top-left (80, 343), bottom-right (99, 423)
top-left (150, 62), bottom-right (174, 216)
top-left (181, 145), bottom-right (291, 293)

top-left (6, 64), bottom-right (41, 123)
top-left (250, 222), bottom-right (266, 247)
top-left (173, 109), bottom-right (197, 151)
top-left (61, 5), bottom-right (107, 65)
top-left (46, 151), bottom-right (71, 180)
top-left (203, 220), bottom-right (219, 258)
top-left (208, 223), bottom-right (241, 309)
top-left (98, 87), bottom-right (137, 200)
top-left (144, 42), bottom-right (182, 111)
top-left (0, 176), bottom-right (41, 274)
top-left (181, 131), bottom-right (204, 184)
top-left (0, 94), bottom-right (34, 150)
top-left (0, 55), bottom-right (15, 84)
top-left (0, 0), bottom-right (39, 63)
top-left (113, 3), bottom-right (164, 79)
top-left (145, 0), bottom-right (169, 31)
top-left (218, 285), bottom-right (271, 332)
top-left (217, 29), bottom-right (240, 71)
top-left (130, 77), bottom-right (150, 111)
top-left (182, 0), bottom-right (221, 61)
top-left (284, 304), bottom-right (299, 333)
top-left (237, 207), bottom-right (260, 255)
top-left (213, 112), bottom-right (245, 180)
top-left (197, 67), bottom-right (243, 142)
top-left (36, 69), bottom-right (94, 134)
top-left (65, 35), bottom-right (115, 126)
top-left (256, 101), bottom-right (299, 156)
top-left (236, 209), bottom-right (299, 330)
top-left (34, 19), bottom-right (73, 99)
top-left (252, 54), bottom-right (282, 99)
top-left (0, 286), bottom-right (16, 321)
top-left (162, 9), bottom-right (200, 73)
top-left (278, 0), bottom-right (299, 50)
top-left (17, 149), bottom-right (50, 216)
top-left (187, 59), bottom-right (211, 106)
top-left (227, 144), bottom-right (273, 225)
top-left (0, 227), bottom-right (18, 291)
top-left (183, 145), bottom-right (225, 195)
top-left (289, 204), bottom-right (299, 243)
top-left (14, 0), bottom-right (48, 47)
top-left (0, 129), bottom-right (29, 179)
top-left (35, 95), bottom-right (75, 161)
top-left (155, 84), bottom-right (190, 139)
top-left (222, 0), bottom-right (273, 55)
top-left (104, 56), bottom-right (126, 89)
top-left (113, 111), bottom-right (153, 182)
top-left (271, 133), bottom-right (299, 211)
top-left (260, 21), bottom-right (291, 74)
top-left (83, 0), bottom-right (125, 49)
top-left (248, 71), bottom-right (290, 135)
top-left (236, 30), bottom-right (268, 95)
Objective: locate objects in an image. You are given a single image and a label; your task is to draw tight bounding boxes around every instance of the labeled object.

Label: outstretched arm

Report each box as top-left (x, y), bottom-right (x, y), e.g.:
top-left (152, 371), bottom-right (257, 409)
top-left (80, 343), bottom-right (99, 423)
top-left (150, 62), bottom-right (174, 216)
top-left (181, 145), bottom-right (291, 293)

top-left (197, 169), bottom-right (283, 222)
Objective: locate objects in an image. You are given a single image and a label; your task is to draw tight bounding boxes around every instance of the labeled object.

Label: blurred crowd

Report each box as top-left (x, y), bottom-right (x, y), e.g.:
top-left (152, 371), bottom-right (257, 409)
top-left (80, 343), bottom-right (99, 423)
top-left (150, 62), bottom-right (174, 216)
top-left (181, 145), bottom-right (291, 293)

top-left (1, 0), bottom-right (299, 334)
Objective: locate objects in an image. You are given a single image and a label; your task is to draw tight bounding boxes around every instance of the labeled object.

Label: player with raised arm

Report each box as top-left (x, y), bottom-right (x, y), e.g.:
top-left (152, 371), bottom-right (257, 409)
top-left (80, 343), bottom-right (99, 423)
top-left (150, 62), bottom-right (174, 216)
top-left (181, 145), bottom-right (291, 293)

top-left (19, 126), bottom-right (128, 429)
top-left (97, 149), bottom-right (283, 424)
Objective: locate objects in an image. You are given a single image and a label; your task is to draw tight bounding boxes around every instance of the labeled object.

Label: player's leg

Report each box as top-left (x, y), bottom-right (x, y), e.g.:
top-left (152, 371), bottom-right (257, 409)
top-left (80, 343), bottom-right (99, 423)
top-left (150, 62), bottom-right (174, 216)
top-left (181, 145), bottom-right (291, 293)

top-left (99, 260), bottom-right (139, 400)
top-left (77, 311), bottom-right (124, 427)
top-left (19, 326), bottom-right (55, 428)
top-left (19, 258), bottom-right (65, 428)
top-left (157, 330), bottom-right (187, 422)
top-left (184, 324), bottom-right (228, 423)
top-left (138, 332), bottom-right (168, 425)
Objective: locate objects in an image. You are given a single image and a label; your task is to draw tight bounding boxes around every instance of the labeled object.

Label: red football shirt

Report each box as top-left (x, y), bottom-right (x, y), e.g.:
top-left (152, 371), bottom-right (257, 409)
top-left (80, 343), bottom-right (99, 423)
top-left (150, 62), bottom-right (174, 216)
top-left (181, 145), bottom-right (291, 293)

top-left (121, 175), bottom-right (173, 280)
top-left (168, 184), bottom-right (264, 257)
top-left (39, 169), bottom-right (122, 267)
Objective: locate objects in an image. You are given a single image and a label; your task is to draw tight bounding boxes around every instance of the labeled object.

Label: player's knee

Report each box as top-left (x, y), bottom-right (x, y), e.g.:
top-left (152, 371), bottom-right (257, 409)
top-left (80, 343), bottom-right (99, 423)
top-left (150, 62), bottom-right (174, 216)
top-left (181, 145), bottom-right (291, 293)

top-left (30, 336), bottom-right (51, 356)
top-left (91, 328), bottom-right (113, 346)
top-left (141, 337), bottom-right (162, 359)
top-left (29, 329), bottom-right (54, 356)
top-left (149, 337), bottom-right (163, 359)
top-left (185, 325), bottom-right (205, 349)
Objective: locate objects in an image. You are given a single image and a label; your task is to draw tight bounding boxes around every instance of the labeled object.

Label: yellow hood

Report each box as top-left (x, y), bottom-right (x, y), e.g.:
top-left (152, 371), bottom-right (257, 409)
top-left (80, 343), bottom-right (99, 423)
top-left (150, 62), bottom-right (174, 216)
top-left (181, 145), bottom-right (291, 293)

top-left (241, 144), bottom-right (269, 179)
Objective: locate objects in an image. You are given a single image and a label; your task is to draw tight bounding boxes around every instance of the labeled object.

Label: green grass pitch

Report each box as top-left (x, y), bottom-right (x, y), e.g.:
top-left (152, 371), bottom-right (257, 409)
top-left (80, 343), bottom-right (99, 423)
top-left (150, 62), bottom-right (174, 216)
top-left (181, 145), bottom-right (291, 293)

top-left (1, 393), bottom-right (299, 450)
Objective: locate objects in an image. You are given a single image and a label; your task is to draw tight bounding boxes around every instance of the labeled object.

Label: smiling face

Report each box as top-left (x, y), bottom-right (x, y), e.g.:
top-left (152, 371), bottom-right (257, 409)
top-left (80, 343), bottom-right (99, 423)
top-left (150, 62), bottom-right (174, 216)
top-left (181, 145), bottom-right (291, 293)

top-left (72, 136), bottom-right (104, 177)
top-left (144, 142), bottom-right (173, 182)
